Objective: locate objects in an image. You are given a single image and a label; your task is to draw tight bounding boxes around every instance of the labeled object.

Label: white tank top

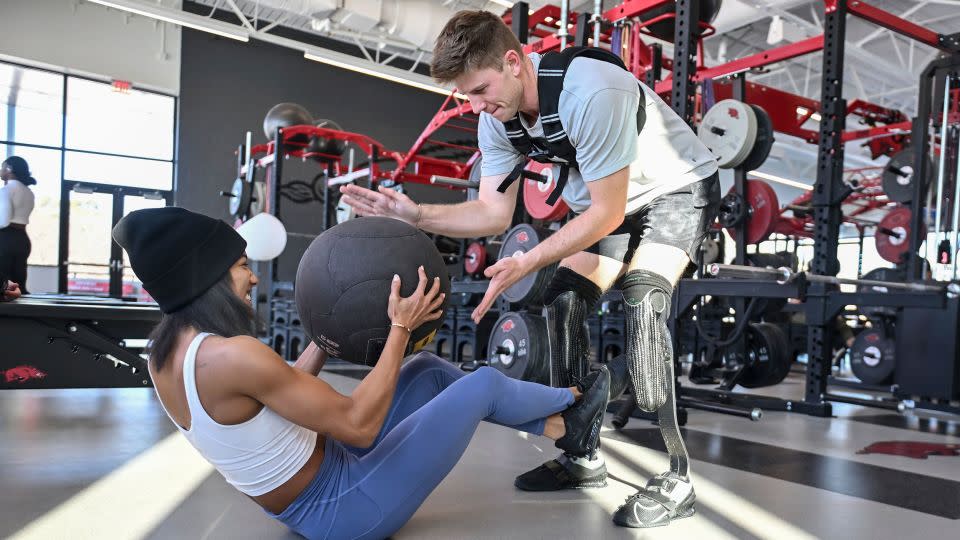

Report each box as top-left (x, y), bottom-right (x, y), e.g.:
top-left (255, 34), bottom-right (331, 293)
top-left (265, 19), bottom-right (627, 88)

top-left (0, 179), bottom-right (35, 227)
top-left (155, 332), bottom-right (318, 496)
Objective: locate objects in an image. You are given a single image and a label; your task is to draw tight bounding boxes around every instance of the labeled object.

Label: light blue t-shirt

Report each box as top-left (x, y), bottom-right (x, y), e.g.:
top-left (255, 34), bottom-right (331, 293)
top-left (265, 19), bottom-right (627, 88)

top-left (479, 52), bottom-right (718, 215)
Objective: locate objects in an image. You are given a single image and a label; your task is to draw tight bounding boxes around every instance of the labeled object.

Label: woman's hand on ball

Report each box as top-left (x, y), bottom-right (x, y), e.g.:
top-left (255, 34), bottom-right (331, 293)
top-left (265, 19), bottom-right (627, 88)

top-left (339, 184), bottom-right (420, 226)
top-left (388, 266), bottom-right (445, 331)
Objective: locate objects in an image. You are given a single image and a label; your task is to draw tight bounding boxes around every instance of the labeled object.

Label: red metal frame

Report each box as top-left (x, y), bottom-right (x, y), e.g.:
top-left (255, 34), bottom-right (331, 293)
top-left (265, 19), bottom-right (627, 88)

top-left (502, 5), bottom-right (565, 39)
top-left (845, 0), bottom-right (947, 51)
top-left (712, 80), bottom-right (821, 143)
top-left (245, 0), bottom-right (956, 200)
top-left (766, 172), bottom-right (893, 239)
top-left (247, 125), bottom-right (472, 188)
top-left (603, 0), bottom-right (674, 23)
top-left (252, 127), bottom-right (380, 158)
top-left (672, 36), bottom-right (824, 88)
top-left (508, 4), bottom-right (917, 157)
top-left (631, 12), bottom-right (716, 41)
top-left (389, 92), bottom-right (478, 184)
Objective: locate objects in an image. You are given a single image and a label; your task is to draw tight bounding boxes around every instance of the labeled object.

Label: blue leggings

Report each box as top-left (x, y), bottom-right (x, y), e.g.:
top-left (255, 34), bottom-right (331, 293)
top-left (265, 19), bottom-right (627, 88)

top-left (268, 352), bottom-right (574, 540)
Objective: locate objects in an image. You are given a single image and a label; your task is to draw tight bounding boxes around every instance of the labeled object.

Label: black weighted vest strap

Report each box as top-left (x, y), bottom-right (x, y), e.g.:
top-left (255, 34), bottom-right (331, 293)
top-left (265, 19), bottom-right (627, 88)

top-left (497, 47), bottom-right (646, 205)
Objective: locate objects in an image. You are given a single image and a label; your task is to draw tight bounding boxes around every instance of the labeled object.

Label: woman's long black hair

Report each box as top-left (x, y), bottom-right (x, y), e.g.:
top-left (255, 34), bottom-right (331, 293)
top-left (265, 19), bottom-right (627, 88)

top-left (3, 156), bottom-right (37, 186)
top-left (147, 271), bottom-right (257, 370)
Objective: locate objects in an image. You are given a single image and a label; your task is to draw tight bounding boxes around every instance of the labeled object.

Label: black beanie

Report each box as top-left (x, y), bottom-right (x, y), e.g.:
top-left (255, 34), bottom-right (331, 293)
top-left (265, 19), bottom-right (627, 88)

top-left (112, 207), bottom-right (247, 313)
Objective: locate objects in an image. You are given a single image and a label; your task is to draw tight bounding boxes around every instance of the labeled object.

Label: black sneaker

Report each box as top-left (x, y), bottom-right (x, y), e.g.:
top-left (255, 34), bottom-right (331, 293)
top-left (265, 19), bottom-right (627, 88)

top-left (555, 366), bottom-right (610, 457)
top-left (514, 454), bottom-right (608, 491)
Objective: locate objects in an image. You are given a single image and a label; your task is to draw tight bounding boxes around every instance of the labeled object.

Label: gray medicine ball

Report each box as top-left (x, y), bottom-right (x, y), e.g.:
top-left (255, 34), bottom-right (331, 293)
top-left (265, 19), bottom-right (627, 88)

top-left (296, 217), bottom-right (450, 366)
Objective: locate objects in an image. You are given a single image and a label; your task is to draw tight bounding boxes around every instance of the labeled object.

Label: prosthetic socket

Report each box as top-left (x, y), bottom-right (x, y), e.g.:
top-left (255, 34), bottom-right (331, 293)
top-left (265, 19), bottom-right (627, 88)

top-left (543, 268), bottom-right (601, 388)
top-left (621, 270), bottom-right (674, 413)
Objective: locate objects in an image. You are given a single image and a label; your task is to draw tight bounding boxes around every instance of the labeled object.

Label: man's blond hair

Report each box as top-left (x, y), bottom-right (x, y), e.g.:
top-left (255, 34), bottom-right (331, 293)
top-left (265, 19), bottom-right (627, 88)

top-left (431, 10), bottom-right (524, 84)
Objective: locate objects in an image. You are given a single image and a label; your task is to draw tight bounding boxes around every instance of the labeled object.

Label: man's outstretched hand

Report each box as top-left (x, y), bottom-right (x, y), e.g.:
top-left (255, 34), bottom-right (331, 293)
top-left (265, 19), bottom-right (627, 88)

top-left (471, 255), bottom-right (533, 323)
top-left (338, 184), bottom-right (420, 225)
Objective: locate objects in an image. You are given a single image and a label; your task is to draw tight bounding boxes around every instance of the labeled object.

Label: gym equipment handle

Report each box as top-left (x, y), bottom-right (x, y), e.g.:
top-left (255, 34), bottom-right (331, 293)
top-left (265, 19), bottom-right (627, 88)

top-left (708, 263), bottom-right (959, 295)
top-left (430, 175), bottom-right (481, 189)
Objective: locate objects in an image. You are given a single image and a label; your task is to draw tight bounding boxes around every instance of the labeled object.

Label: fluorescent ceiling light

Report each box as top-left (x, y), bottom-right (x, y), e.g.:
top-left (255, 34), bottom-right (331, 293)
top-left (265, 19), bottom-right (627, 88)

top-left (87, 0), bottom-right (249, 42)
top-left (90, 0), bottom-right (468, 99)
top-left (750, 170), bottom-right (814, 191)
top-left (304, 49), bottom-right (467, 100)
top-left (487, 0), bottom-right (516, 8)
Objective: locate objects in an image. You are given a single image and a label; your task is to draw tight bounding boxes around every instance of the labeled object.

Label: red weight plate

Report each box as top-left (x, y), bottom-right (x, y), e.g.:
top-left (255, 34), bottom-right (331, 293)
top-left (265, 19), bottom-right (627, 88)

top-left (464, 241), bottom-right (487, 276)
top-left (727, 180), bottom-right (780, 244)
top-left (523, 161), bottom-right (570, 221)
top-left (876, 206), bottom-right (921, 264)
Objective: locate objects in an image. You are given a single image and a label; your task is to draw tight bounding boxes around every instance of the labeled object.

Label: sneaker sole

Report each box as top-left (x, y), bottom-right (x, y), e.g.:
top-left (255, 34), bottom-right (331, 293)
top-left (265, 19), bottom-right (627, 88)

top-left (516, 477), bottom-right (609, 491)
top-left (570, 477), bottom-right (608, 489)
top-left (613, 503), bottom-right (696, 528)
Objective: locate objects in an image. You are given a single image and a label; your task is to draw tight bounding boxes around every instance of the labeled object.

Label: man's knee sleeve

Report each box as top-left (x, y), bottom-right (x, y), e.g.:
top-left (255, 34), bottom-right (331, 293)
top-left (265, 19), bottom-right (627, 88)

top-left (620, 270), bottom-right (673, 313)
top-left (621, 270), bottom-right (674, 412)
top-left (544, 267), bottom-right (602, 307)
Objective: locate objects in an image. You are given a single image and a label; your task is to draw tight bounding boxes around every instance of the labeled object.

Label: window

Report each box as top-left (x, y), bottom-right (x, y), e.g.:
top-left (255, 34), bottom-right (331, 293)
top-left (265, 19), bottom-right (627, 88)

top-left (66, 78), bottom-right (174, 161)
top-left (65, 151), bottom-right (173, 190)
top-left (0, 63), bottom-right (63, 147)
top-left (0, 59), bottom-right (176, 295)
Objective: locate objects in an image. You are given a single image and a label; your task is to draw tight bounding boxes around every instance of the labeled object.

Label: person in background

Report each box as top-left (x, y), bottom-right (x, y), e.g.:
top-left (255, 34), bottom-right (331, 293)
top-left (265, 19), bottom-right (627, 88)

top-left (0, 156), bottom-right (37, 295)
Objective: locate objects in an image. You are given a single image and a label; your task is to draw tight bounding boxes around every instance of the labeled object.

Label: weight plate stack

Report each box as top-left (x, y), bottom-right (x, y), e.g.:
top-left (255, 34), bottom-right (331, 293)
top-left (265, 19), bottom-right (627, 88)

top-left (464, 240), bottom-right (500, 278)
top-left (875, 206), bottom-right (921, 264)
top-left (717, 192), bottom-right (746, 229)
top-left (850, 328), bottom-right (896, 385)
top-left (738, 322), bottom-right (793, 388)
top-left (881, 146), bottom-right (932, 203)
top-left (498, 224), bottom-right (558, 306)
top-left (228, 176), bottom-right (251, 218)
top-left (740, 104), bottom-right (775, 172)
top-left (698, 99), bottom-right (759, 169)
top-left (724, 180), bottom-right (780, 244)
top-left (487, 311), bottom-right (551, 385)
top-left (523, 161), bottom-right (571, 222)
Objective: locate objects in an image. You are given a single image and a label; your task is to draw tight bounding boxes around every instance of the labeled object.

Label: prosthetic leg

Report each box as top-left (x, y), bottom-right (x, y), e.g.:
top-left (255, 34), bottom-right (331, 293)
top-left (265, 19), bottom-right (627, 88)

top-left (514, 267), bottom-right (610, 491)
top-left (613, 270), bottom-right (695, 528)
top-left (545, 290), bottom-right (591, 389)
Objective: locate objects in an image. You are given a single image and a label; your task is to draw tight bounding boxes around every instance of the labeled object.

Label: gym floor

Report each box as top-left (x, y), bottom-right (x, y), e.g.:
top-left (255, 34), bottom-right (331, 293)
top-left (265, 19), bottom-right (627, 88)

top-left (2, 366), bottom-right (958, 540)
